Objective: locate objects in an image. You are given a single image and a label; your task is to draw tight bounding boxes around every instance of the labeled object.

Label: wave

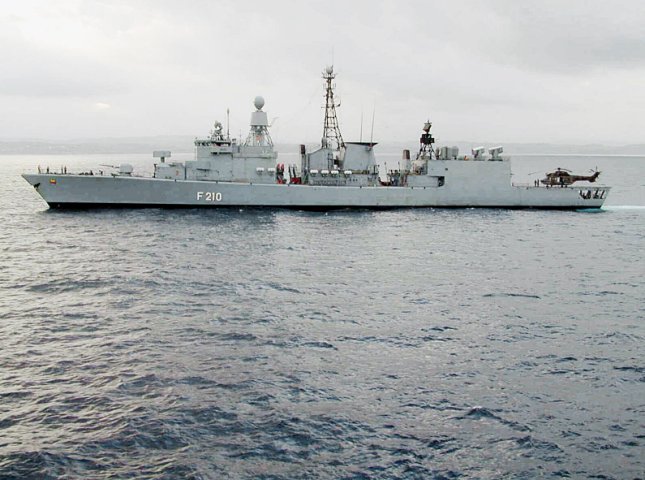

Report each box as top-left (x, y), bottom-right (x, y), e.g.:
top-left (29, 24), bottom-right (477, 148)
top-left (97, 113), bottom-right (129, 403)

top-left (603, 205), bottom-right (645, 210)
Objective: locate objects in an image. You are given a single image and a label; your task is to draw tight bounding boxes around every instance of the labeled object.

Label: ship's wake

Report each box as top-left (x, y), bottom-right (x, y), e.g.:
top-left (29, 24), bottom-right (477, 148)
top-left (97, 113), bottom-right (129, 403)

top-left (602, 205), bottom-right (645, 210)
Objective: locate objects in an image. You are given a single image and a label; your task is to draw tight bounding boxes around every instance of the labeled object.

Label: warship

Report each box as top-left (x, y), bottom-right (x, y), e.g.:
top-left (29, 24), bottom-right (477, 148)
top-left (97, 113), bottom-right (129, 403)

top-left (23, 66), bottom-right (610, 209)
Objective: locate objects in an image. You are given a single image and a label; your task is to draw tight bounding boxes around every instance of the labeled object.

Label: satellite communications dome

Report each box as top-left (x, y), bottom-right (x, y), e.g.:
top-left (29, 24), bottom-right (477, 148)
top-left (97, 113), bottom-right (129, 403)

top-left (254, 96), bottom-right (265, 110)
top-left (325, 65), bottom-right (334, 74)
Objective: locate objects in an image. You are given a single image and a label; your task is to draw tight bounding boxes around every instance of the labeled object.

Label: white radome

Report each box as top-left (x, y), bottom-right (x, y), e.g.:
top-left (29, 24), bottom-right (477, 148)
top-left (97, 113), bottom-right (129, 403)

top-left (254, 96), bottom-right (265, 110)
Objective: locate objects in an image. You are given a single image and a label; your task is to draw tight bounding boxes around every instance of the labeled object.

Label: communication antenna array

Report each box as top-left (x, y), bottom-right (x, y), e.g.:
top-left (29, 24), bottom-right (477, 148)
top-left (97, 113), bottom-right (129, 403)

top-left (321, 65), bottom-right (344, 150)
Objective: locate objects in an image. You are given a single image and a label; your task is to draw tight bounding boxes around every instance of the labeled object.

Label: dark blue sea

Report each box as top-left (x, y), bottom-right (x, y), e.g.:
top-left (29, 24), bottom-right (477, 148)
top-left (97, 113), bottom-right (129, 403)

top-left (1, 153), bottom-right (644, 479)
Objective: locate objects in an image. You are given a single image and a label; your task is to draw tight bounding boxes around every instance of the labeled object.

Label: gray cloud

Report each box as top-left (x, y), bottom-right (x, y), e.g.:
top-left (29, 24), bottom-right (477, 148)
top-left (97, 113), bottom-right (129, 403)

top-left (0, 30), bottom-right (127, 98)
top-left (1, 0), bottom-right (644, 143)
top-left (470, 0), bottom-right (645, 73)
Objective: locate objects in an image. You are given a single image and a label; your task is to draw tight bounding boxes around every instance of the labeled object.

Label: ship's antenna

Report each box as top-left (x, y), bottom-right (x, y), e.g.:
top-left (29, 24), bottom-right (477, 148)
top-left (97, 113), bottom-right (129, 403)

top-left (360, 108), bottom-right (363, 142)
top-left (244, 96), bottom-right (273, 147)
top-left (321, 65), bottom-right (344, 150)
top-left (226, 108), bottom-right (230, 140)
top-left (370, 106), bottom-right (375, 145)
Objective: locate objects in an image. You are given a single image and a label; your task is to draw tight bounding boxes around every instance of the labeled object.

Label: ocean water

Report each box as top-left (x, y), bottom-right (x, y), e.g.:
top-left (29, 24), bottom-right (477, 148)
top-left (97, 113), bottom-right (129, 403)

top-left (0, 153), bottom-right (644, 479)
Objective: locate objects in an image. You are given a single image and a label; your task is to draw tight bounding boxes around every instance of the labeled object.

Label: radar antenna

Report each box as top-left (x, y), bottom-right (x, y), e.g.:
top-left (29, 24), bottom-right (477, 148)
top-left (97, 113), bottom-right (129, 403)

top-left (321, 65), bottom-right (344, 151)
top-left (418, 120), bottom-right (435, 160)
top-left (245, 96), bottom-right (273, 147)
top-left (226, 108), bottom-right (230, 141)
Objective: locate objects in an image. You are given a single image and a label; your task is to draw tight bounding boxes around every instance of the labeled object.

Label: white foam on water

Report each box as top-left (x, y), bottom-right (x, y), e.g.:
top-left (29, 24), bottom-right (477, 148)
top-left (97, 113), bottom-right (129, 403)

top-left (602, 205), bottom-right (645, 210)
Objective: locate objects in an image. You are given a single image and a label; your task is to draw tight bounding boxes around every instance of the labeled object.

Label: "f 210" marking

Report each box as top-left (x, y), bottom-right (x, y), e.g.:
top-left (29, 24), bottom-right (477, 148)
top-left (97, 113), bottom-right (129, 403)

top-left (197, 192), bottom-right (223, 202)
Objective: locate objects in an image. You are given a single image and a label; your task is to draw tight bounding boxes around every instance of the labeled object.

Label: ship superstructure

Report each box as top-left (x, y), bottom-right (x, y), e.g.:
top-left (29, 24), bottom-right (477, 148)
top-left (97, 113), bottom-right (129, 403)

top-left (155, 96), bottom-right (278, 184)
top-left (22, 67), bottom-right (610, 209)
top-left (299, 66), bottom-right (380, 188)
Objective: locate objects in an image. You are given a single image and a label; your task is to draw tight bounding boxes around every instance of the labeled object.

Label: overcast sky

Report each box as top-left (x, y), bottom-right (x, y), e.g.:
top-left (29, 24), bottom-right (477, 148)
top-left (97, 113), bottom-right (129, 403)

top-left (2, 0), bottom-right (644, 145)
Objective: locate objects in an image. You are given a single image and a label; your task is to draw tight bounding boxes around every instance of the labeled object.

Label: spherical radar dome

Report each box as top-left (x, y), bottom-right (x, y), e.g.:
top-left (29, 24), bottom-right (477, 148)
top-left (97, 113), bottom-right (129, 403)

top-left (325, 65), bottom-right (334, 74)
top-left (254, 96), bottom-right (265, 110)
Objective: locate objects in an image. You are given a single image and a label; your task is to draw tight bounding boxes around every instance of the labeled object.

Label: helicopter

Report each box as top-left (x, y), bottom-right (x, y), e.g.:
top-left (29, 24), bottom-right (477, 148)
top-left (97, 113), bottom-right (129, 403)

top-left (540, 167), bottom-right (600, 186)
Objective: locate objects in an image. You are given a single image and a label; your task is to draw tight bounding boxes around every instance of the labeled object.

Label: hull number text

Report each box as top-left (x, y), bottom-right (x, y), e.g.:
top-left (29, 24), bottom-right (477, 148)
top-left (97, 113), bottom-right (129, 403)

top-left (197, 191), bottom-right (223, 202)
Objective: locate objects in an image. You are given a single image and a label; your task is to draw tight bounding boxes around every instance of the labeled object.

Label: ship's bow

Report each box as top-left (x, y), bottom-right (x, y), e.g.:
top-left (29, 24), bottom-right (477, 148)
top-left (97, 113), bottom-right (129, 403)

top-left (22, 173), bottom-right (59, 206)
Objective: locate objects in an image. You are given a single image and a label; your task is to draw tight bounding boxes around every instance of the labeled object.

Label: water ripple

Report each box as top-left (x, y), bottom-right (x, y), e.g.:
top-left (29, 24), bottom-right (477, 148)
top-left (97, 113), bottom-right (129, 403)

top-left (0, 154), bottom-right (643, 478)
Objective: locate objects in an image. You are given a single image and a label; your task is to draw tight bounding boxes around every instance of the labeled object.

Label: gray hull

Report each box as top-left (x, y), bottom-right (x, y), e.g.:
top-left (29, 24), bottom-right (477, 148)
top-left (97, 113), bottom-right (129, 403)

top-left (22, 174), bottom-right (609, 209)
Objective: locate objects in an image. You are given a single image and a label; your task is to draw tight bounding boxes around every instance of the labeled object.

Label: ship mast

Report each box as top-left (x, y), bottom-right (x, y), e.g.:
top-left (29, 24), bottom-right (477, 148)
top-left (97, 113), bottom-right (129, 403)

top-left (418, 120), bottom-right (435, 159)
top-left (321, 66), bottom-right (344, 151)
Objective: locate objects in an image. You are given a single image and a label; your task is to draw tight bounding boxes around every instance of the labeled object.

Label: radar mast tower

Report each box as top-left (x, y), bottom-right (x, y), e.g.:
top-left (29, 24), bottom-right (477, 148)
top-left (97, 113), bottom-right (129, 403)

top-left (245, 96), bottom-right (273, 147)
top-left (321, 66), bottom-right (344, 151)
top-left (418, 120), bottom-right (435, 159)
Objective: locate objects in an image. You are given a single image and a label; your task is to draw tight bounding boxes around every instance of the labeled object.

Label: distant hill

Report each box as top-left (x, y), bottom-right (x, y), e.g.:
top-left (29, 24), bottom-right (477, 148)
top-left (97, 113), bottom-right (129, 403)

top-left (0, 136), bottom-right (644, 156)
top-left (0, 136), bottom-right (196, 155)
